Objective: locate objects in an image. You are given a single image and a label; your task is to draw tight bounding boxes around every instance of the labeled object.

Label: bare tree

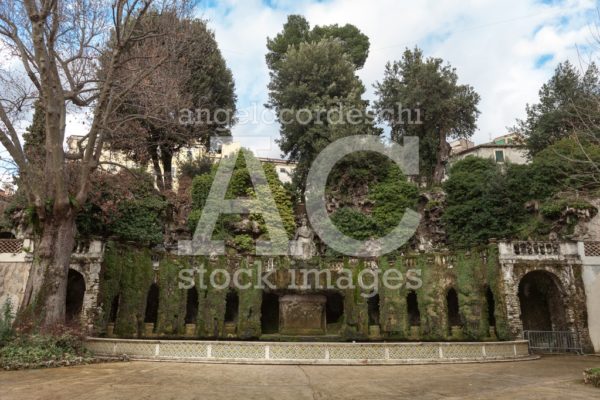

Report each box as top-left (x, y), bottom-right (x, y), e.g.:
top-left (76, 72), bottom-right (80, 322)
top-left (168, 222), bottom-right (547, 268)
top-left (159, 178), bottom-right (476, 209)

top-left (0, 0), bottom-right (188, 326)
top-left (105, 14), bottom-right (236, 192)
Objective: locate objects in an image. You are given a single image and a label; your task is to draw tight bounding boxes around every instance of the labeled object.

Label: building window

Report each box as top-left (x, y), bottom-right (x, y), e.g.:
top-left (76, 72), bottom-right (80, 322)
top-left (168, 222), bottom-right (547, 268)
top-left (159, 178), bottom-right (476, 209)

top-left (280, 168), bottom-right (286, 173)
top-left (495, 150), bottom-right (504, 163)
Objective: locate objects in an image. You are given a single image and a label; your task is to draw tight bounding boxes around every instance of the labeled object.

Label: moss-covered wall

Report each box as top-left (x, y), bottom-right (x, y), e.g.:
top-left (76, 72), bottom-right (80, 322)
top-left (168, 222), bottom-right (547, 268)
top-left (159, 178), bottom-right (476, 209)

top-left (96, 243), bottom-right (509, 341)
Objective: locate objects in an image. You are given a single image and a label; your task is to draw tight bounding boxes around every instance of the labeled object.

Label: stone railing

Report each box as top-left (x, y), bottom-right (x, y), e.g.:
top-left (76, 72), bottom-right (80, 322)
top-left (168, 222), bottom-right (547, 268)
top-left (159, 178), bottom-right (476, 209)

top-left (0, 239), bottom-right (24, 254)
top-left (71, 240), bottom-right (105, 261)
top-left (512, 241), bottom-right (560, 256)
top-left (498, 241), bottom-right (578, 259)
top-left (85, 338), bottom-right (533, 365)
top-left (0, 238), bottom-right (33, 262)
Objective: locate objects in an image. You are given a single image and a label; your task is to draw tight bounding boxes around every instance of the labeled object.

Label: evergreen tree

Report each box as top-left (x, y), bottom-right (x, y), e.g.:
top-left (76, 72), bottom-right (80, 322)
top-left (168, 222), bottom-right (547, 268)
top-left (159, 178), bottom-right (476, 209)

top-left (267, 38), bottom-right (378, 193)
top-left (266, 14), bottom-right (369, 71)
top-left (374, 48), bottom-right (480, 185)
top-left (515, 61), bottom-right (600, 156)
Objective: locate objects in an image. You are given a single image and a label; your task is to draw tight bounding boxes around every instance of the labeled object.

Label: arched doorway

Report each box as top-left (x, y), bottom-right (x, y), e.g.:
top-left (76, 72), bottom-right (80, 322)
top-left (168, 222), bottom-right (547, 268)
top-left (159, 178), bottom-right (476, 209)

top-left (407, 291), bottom-right (421, 326)
top-left (109, 294), bottom-right (120, 323)
top-left (144, 283), bottom-right (159, 325)
top-left (485, 286), bottom-right (496, 328)
top-left (261, 292), bottom-right (279, 334)
top-left (367, 294), bottom-right (380, 326)
top-left (518, 270), bottom-right (567, 331)
top-left (185, 287), bottom-right (199, 324)
top-left (325, 292), bottom-right (344, 333)
top-left (224, 290), bottom-right (239, 323)
top-left (446, 288), bottom-right (461, 327)
top-left (65, 269), bottom-right (85, 323)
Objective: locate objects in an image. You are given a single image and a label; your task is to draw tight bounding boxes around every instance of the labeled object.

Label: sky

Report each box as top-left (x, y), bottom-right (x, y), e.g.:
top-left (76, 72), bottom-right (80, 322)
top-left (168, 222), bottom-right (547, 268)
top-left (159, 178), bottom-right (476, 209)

top-left (194, 0), bottom-right (600, 158)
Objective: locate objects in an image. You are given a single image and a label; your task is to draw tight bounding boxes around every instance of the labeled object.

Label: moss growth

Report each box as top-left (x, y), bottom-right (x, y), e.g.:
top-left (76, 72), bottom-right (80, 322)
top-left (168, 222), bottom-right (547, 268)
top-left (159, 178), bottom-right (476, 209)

top-left (96, 244), bottom-right (509, 342)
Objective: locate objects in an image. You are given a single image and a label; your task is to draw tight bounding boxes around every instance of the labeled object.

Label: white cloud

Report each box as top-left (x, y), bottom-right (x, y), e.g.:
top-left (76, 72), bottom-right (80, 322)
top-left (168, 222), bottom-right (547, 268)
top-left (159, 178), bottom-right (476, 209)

top-left (201, 0), bottom-right (599, 155)
top-left (2, 0), bottom-right (597, 161)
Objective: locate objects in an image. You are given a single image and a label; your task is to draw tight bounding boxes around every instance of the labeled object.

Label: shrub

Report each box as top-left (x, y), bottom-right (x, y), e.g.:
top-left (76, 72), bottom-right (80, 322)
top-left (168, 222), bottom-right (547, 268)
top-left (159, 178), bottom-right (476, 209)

top-left (0, 331), bottom-right (95, 370)
top-left (583, 368), bottom-right (600, 388)
top-left (0, 299), bottom-right (14, 346)
top-left (330, 207), bottom-right (379, 240)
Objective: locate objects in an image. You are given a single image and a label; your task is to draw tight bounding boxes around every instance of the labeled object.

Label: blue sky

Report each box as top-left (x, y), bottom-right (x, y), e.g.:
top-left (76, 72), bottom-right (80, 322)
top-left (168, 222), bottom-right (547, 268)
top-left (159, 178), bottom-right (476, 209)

top-left (192, 0), bottom-right (599, 158)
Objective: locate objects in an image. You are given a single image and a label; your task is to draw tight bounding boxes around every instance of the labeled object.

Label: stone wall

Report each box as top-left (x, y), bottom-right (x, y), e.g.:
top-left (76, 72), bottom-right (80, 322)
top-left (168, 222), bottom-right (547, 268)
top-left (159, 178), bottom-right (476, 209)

top-left (579, 241), bottom-right (600, 352)
top-left (498, 241), bottom-right (593, 352)
top-left (1, 238), bottom-right (596, 352)
top-left (0, 239), bottom-right (104, 330)
top-left (96, 243), bottom-right (508, 341)
top-left (68, 241), bottom-right (104, 330)
top-left (0, 239), bottom-right (33, 311)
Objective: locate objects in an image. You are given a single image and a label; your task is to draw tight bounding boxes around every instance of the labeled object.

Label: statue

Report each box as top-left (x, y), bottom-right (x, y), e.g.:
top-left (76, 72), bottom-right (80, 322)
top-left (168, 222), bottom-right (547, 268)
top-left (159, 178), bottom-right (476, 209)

top-left (289, 216), bottom-right (317, 260)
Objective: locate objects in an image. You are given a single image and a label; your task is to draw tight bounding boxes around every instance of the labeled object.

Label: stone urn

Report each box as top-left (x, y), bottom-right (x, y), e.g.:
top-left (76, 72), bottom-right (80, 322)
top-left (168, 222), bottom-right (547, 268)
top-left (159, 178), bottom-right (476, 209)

top-left (409, 325), bottom-right (420, 339)
top-left (224, 322), bottom-right (237, 336)
top-left (185, 323), bottom-right (196, 337)
top-left (450, 325), bottom-right (464, 339)
top-left (144, 322), bottom-right (155, 337)
top-left (106, 323), bottom-right (115, 337)
top-left (369, 325), bottom-right (382, 339)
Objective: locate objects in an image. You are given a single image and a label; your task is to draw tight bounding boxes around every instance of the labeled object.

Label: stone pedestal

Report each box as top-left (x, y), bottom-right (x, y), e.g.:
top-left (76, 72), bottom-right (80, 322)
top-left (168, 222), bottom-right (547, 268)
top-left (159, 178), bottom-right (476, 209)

top-left (144, 322), bottom-right (155, 337)
top-left (224, 322), bottom-right (237, 337)
top-left (368, 325), bottom-right (381, 339)
top-left (185, 324), bottom-right (196, 337)
top-left (450, 325), bottom-right (463, 340)
top-left (409, 325), bottom-right (420, 339)
top-left (279, 294), bottom-right (326, 335)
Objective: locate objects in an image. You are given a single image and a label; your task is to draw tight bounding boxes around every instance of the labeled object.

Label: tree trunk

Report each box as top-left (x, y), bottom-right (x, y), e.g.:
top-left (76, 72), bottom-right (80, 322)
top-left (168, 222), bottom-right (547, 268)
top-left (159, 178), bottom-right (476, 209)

top-left (160, 145), bottom-right (173, 191)
top-left (433, 130), bottom-right (450, 184)
top-left (19, 211), bottom-right (77, 327)
top-left (149, 144), bottom-right (165, 191)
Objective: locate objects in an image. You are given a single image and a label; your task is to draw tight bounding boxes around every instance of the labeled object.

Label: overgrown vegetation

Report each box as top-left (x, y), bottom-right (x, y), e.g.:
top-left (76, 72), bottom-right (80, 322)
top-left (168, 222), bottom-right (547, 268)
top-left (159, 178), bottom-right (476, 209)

top-left (584, 367), bottom-right (600, 388)
top-left (187, 150), bottom-right (295, 254)
top-left (443, 138), bottom-right (600, 247)
top-left (77, 169), bottom-right (167, 244)
top-left (327, 154), bottom-right (419, 242)
top-left (0, 299), bottom-right (14, 346)
top-left (0, 300), bottom-right (95, 371)
top-left (0, 331), bottom-right (95, 371)
top-left (95, 244), bottom-right (505, 342)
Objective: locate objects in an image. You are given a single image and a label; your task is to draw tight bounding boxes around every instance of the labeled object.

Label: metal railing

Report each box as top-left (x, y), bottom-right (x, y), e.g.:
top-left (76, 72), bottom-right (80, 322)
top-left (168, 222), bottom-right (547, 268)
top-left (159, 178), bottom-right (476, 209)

top-left (524, 330), bottom-right (582, 354)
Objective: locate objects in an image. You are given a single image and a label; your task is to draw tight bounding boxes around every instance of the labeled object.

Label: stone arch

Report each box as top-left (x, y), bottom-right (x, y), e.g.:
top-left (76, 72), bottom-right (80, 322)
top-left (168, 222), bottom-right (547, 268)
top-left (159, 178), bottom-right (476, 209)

top-left (518, 270), bottom-right (567, 331)
top-left (325, 292), bottom-right (344, 325)
top-left (484, 286), bottom-right (496, 328)
top-left (185, 286), bottom-right (199, 324)
top-left (65, 268), bottom-right (86, 322)
top-left (224, 290), bottom-right (239, 323)
top-left (109, 294), bottom-right (120, 323)
top-left (406, 290), bottom-right (420, 326)
top-left (446, 288), bottom-right (461, 327)
top-left (144, 283), bottom-right (159, 325)
top-left (367, 294), bottom-right (380, 326)
top-left (260, 292), bottom-right (279, 334)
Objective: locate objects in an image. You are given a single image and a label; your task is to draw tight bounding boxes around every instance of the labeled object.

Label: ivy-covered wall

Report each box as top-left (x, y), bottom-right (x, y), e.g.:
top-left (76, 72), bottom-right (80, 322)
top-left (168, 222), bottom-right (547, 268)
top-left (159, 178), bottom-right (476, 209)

top-left (96, 242), bottom-right (509, 341)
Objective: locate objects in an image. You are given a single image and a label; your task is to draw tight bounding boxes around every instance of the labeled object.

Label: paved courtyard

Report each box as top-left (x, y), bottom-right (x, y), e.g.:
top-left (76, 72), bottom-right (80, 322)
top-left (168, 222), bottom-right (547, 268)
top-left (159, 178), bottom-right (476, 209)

top-left (0, 355), bottom-right (598, 399)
